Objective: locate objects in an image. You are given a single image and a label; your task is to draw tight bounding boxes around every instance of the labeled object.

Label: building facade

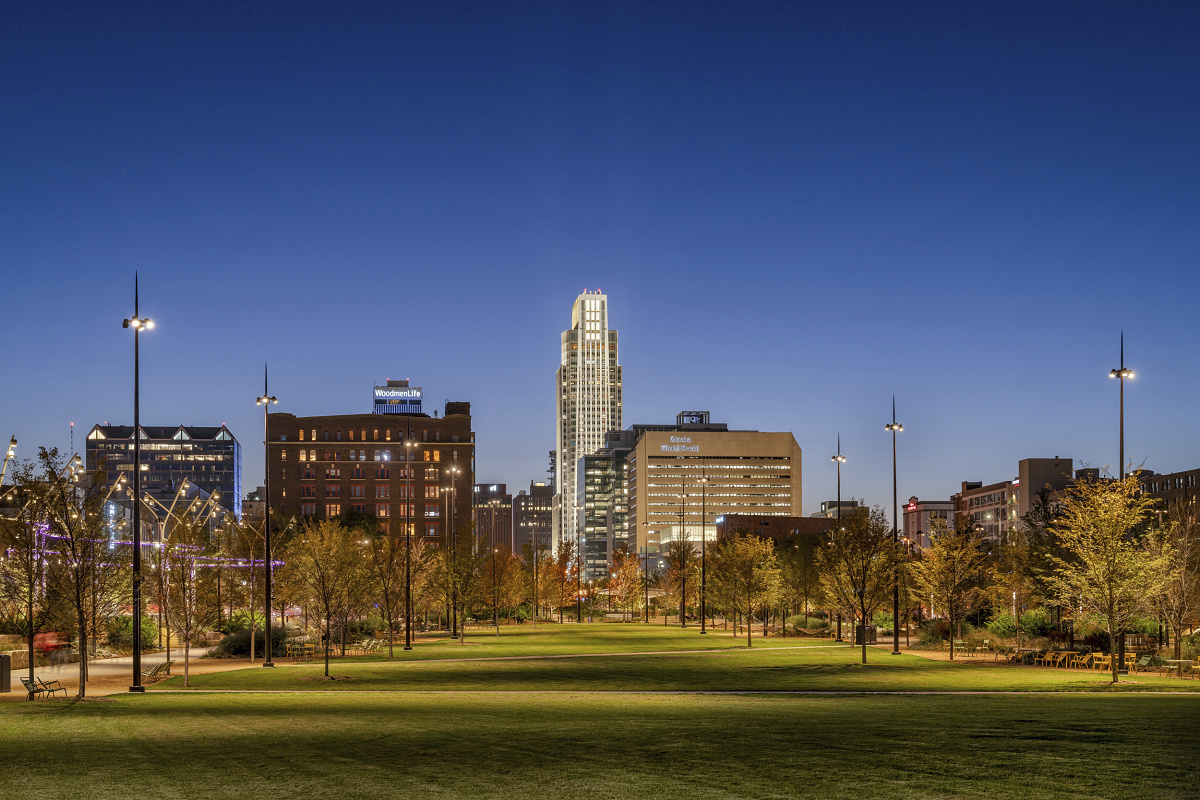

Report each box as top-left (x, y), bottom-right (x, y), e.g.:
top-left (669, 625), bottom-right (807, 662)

top-left (473, 483), bottom-right (513, 551)
top-left (627, 426), bottom-right (802, 554)
top-left (1140, 467), bottom-right (1200, 516)
top-left (715, 514), bottom-right (833, 542)
top-left (901, 496), bottom-right (954, 550)
top-left (810, 499), bottom-right (862, 519)
top-left (953, 457), bottom-right (1073, 542)
top-left (554, 290), bottom-right (622, 552)
top-left (85, 424), bottom-right (242, 518)
top-left (266, 401), bottom-right (474, 544)
top-left (514, 481), bottom-right (554, 553)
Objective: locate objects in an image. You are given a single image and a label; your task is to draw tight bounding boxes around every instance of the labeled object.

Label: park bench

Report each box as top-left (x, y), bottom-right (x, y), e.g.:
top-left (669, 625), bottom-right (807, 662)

top-left (141, 661), bottom-right (174, 684)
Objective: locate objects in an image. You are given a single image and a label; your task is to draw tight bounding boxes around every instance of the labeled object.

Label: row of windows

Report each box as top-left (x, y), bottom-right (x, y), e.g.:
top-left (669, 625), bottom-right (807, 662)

top-left (287, 448), bottom-right (454, 463)
top-left (1145, 475), bottom-right (1198, 493)
top-left (298, 466), bottom-right (444, 481)
top-left (295, 428), bottom-right (460, 443)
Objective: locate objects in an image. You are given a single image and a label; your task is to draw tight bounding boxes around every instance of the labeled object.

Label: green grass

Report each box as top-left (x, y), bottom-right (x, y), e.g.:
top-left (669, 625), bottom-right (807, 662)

top-left (3, 692), bottom-right (1199, 799)
top-left (162, 624), bottom-right (1198, 693)
top-left (290, 621), bottom-right (832, 662)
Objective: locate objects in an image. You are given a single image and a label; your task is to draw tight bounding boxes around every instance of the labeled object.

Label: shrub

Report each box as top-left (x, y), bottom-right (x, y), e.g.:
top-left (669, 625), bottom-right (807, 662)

top-left (213, 627), bottom-right (288, 658)
top-left (107, 615), bottom-right (158, 651)
top-left (786, 615), bottom-right (829, 630)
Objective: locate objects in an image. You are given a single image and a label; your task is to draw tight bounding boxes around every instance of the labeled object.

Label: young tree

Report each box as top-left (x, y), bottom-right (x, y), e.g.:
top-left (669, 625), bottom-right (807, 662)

top-left (232, 520), bottom-right (265, 663)
top-left (0, 481), bottom-right (52, 699)
top-left (662, 539), bottom-right (698, 627)
top-left (1149, 507), bottom-right (1200, 660)
top-left (284, 518), bottom-right (363, 677)
top-left (911, 518), bottom-right (992, 660)
top-left (520, 540), bottom-right (553, 626)
top-left (779, 534), bottom-right (824, 624)
top-left (163, 517), bottom-right (217, 687)
top-left (1047, 473), bottom-right (1165, 684)
top-left (552, 539), bottom-right (577, 623)
top-left (21, 448), bottom-right (109, 698)
top-left (607, 546), bottom-right (644, 618)
top-left (708, 533), bottom-right (780, 647)
top-left (367, 525), bottom-right (405, 657)
top-left (819, 506), bottom-right (901, 664)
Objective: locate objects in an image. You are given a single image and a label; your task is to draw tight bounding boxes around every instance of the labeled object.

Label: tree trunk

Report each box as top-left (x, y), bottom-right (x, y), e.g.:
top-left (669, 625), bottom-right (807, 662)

top-left (746, 600), bottom-right (752, 648)
top-left (324, 616), bottom-right (331, 677)
top-left (1108, 621), bottom-right (1119, 684)
top-left (184, 634), bottom-right (190, 688)
top-left (76, 603), bottom-right (88, 699)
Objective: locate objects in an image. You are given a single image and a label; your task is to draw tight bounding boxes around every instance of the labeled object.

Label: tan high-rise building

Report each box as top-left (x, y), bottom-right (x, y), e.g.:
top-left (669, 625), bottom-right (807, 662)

top-left (554, 290), bottom-right (622, 550)
top-left (627, 429), bottom-right (802, 553)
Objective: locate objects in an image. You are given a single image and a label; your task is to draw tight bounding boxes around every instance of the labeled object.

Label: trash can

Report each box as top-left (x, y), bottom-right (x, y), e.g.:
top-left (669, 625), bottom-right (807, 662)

top-left (0, 653), bottom-right (10, 693)
top-left (854, 625), bottom-right (877, 645)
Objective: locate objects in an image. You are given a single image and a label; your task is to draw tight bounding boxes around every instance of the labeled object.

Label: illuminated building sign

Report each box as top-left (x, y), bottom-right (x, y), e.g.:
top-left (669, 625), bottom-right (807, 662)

top-left (373, 382), bottom-right (423, 415)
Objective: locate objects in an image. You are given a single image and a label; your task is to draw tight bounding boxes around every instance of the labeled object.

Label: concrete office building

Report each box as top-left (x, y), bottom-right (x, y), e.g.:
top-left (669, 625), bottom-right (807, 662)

top-left (554, 290), bottom-right (622, 552)
top-left (954, 457), bottom-right (1074, 542)
top-left (473, 483), bottom-right (513, 551)
top-left (627, 423), bottom-right (802, 555)
top-left (514, 481), bottom-right (554, 553)
top-left (267, 401), bottom-right (474, 544)
top-left (85, 424), bottom-right (242, 518)
top-left (902, 497), bottom-right (954, 550)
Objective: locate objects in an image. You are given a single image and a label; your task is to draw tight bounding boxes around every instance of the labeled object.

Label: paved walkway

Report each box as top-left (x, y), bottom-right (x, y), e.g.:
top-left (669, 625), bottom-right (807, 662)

top-left (1, 646), bottom-right (243, 699)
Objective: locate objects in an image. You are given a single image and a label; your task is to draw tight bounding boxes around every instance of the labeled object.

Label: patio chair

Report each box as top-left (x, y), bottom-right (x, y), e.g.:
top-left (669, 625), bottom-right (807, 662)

top-left (36, 677), bottom-right (66, 697)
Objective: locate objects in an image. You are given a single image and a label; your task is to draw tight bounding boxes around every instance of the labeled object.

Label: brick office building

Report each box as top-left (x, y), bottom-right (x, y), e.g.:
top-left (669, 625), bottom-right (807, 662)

top-left (266, 401), bottom-right (474, 544)
top-left (473, 482), bottom-right (513, 551)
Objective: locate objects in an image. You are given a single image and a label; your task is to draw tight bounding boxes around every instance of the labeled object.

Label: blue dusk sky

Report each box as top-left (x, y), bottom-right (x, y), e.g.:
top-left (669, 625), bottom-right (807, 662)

top-left (2, 2), bottom-right (1198, 513)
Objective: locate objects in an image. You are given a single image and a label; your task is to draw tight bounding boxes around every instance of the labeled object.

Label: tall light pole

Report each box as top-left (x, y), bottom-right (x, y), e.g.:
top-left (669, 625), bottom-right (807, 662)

top-left (446, 465), bottom-right (461, 640)
top-left (678, 478), bottom-right (687, 629)
top-left (1110, 332), bottom-right (1134, 480)
top-left (255, 366), bottom-right (278, 668)
top-left (122, 274), bottom-right (153, 693)
top-left (885, 399), bottom-right (903, 655)
top-left (699, 471), bottom-right (708, 635)
top-left (404, 440), bottom-right (418, 651)
top-left (831, 435), bottom-right (846, 642)
top-left (1109, 332), bottom-right (1134, 671)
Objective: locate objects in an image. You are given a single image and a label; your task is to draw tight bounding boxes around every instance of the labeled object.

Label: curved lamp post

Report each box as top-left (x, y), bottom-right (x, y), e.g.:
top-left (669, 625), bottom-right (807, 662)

top-left (122, 275), bottom-right (153, 692)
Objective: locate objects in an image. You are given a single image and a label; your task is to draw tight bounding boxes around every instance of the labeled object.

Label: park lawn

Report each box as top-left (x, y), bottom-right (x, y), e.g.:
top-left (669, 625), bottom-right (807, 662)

top-left (301, 621), bottom-right (832, 662)
top-left (2, 692), bottom-right (1198, 799)
top-left (162, 643), bottom-right (1200, 693)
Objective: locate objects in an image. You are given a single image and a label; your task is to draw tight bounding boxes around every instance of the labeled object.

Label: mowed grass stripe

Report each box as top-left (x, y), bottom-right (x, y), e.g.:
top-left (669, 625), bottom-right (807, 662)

top-left (160, 645), bottom-right (1200, 693)
top-left (2, 693), bottom-right (1198, 800)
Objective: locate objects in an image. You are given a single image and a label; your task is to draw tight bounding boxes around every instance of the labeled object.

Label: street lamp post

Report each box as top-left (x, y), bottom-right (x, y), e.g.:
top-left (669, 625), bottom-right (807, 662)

top-left (678, 479), bottom-right (687, 629)
top-left (1110, 332), bottom-right (1134, 481)
top-left (885, 399), bottom-right (904, 656)
top-left (1110, 332), bottom-right (1134, 672)
top-left (446, 465), bottom-right (461, 640)
top-left (122, 274), bottom-right (153, 693)
top-left (831, 435), bottom-right (846, 642)
top-left (404, 441), bottom-right (417, 651)
top-left (255, 366), bottom-right (278, 668)
top-left (699, 471), bottom-right (708, 635)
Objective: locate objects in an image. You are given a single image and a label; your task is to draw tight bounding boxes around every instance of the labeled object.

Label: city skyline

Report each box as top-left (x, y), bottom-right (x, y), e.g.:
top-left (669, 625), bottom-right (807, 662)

top-left (3, 4), bottom-right (1199, 516)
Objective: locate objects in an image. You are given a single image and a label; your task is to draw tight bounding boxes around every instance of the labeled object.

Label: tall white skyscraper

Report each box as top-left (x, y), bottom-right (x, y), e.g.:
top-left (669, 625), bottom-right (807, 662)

top-left (554, 290), bottom-right (622, 553)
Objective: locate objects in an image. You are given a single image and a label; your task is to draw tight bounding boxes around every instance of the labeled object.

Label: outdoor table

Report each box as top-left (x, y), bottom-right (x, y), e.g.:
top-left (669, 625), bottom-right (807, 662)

top-left (1165, 660), bottom-right (1190, 678)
